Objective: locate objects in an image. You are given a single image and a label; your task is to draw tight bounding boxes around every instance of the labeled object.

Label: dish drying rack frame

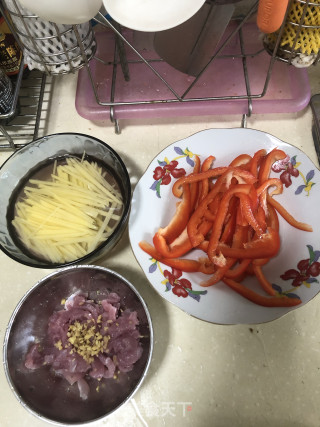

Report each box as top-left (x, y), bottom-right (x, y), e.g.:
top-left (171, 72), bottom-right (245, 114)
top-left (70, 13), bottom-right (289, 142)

top-left (0, 0), bottom-right (319, 145)
top-left (88, 0), bottom-right (320, 133)
top-left (0, 62), bottom-right (49, 150)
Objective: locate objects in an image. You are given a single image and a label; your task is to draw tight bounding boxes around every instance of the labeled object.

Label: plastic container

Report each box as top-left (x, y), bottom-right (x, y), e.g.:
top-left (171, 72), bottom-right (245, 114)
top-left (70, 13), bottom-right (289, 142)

top-left (75, 23), bottom-right (311, 122)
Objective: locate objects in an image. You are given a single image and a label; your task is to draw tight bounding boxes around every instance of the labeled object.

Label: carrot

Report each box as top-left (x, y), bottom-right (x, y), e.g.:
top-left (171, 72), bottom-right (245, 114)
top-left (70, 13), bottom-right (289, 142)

top-left (257, 0), bottom-right (290, 34)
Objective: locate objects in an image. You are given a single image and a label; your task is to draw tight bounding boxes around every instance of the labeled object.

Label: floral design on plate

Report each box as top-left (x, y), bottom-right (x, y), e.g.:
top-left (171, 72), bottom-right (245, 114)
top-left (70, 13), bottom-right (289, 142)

top-left (272, 155), bottom-right (316, 195)
top-left (147, 257), bottom-right (207, 301)
top-left (273, 245), bottom-right (320, 298)
top-left (150, 147), bottom-right (198, 198)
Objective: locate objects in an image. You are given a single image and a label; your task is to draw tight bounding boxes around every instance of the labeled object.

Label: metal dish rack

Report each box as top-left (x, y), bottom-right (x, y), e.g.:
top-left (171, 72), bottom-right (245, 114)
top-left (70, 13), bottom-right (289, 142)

top-left (0, 62), bottom-right (49, 150)
top-left (86, 0), bottom-right (319, 133)
top-left (0, 0), bottom-right (319, 146)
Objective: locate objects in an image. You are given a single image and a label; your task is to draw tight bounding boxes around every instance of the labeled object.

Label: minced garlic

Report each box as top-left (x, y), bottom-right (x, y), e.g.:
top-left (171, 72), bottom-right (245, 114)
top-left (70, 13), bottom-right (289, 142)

top-left (54, 340), bottom-right (63, 350)
top-left (65, 319), bottom-right (110, 363)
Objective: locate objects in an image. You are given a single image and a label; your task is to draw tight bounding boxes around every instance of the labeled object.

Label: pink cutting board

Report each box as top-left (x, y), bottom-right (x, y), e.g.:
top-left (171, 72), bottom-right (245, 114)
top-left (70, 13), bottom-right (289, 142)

top-left (75, 23), bottom-right (311, 121)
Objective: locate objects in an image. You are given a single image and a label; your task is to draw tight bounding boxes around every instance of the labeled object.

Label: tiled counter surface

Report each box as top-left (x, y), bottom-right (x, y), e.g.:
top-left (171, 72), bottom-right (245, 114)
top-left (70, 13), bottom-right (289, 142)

top-left (0, 65), bottom-right (320, 427)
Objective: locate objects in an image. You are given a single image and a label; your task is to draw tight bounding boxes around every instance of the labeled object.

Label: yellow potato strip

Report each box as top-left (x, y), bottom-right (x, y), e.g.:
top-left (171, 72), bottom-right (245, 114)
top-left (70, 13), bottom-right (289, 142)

top-left (12, 156), bottom-right (123, 263)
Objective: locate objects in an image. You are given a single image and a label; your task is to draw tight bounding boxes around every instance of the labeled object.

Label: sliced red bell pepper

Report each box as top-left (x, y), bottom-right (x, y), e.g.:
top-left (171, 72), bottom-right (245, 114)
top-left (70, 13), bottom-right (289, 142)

top-left (252, 203), bottom-right (279, 266)
top-left (190, 155), bottom-right (201, 211)
top-left (172, 166), bottom-right (257, 198)
top-left (219, 198), bottom-right (238, 244)
top-left (266, 202), bottom-right (279, 231)
top-left (224, 258), bottom-right (252, 279)
top-left (267, 195), bottom-right (313, 232)
top-left (218, 227), bottom-right (280, 259)
top-left (229, 153), bottom-right (252, 168)
top-left (187, 181), bottom-right (225, 247)
top-left (223, 277), bottom-right (301, 307)
top-left (258, 148), bottom-right (287, 185)
top-left (207, 184), bottom-right (253, 263)
top-left (252, 265), bottom-right (276, 296)
top-left (238, 193), bottom-right (264, 237)
top-left (205, 193), bottom-right (222, 222)
top-left (157, 183), bottom-right (191, 244)
top-left (256, 177), bottom-right (283, 197)
top-left (198, 155), bottom-right (216, 203)
top-left (255, 204), bottom-right (267, 233)
top-left (249, 149), bottom-right (267, 177)
top-left (201, 222), bottom-right (248, 287)
top-left (153, 220), bottom-right (212, 259)
top-left (200, 257), bottom-right (236, 287)
top-left (257, 177), bottom-right (283, 215)
top-left (139, 240), bottom-right (215, 274)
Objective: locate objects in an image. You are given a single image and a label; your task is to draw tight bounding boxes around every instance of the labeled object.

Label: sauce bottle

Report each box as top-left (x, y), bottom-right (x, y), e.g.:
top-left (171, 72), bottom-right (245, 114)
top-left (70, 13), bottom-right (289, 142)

top-left (0, 12), bottom-right (23, 77)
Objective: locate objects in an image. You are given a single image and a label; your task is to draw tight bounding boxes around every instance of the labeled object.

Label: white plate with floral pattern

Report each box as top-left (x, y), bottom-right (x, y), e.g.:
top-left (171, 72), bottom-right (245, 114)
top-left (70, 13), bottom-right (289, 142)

top-left (128, 128), bottom-right (320, 324)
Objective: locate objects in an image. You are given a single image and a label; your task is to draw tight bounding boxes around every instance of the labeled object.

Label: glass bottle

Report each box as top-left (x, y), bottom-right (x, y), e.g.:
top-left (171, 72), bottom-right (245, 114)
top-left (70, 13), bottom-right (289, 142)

top-left (0, 12), bottom-right (23, 78)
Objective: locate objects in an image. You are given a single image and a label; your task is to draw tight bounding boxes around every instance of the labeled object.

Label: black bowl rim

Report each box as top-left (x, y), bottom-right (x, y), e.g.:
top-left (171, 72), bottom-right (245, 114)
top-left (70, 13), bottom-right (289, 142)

top-left (3, 264), bottom-right (154, 426)
top-left (0, 132), bottom-right (132, 269)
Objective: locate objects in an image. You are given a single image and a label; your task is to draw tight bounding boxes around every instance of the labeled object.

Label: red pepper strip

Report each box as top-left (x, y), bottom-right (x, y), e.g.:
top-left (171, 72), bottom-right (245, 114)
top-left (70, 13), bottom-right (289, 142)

top-left (187, 177), bottom-right (227, 247)
top-left (248, 185), bottom-right (259, 212)
top-left (220, 198), bottom-right (238, 244)
top-left (252, 265), bottom-right (276, 296)
top-left (229, 153), bottom-right (252, 168)
top-left (255, 205), bottom-right (267, 233)
top-left (172, 166), bottom-right (227, 198)
top-left (199, 155), bottom-right (215, 203)
top-left (200, 258), bottom-right (236, 287)
top-left (222, 278), bottom-right (301, 307)
top-left (157, 183), bottom-right (191, 244)
top-left (190, 155), bottom-right (201, 211)
top-left (224, 258), bottom-right (252, 279)
top-left (266, 202), bottom-right (279, 231)
top-left (204, 193), bottom-right (222, 222)
top-left (172, 166), bottom-right (257, 198)
top-left (238, 193), bottom-right (264, 237)
top-left (256, 178), bottom-right (283, 197)
top-left (257, 178), bottom-right (283, 215)
top-left (198, 240), bottom-right (209, 252)
top-left (258, 148), bottom-right (287, 185)
top-left (236, 197), bottom-right (247, 227)
top-left (252, 203), bottom-right (278, 266)
top-left (139, 240), bottom-right (215, 274)
top-left (153, 220), bottom-right (212, 259)
top-left (267, 195), bottom-right (313, 232)
top-left (201, 223), bottom-right (248, 287)
top-left (218, 227), bottom-right (280, 259)
top-left (207, 185), bottom-right (252, 263)
top-left (249, 149), bottom-right (267, 178)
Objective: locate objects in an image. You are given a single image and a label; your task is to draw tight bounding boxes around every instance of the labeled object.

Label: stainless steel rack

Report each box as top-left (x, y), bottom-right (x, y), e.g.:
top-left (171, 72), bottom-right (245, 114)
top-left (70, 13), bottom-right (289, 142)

top-left (0, 66), bottom-right (49, 150)
top-left (84, 0), bottom-right (320, 133)
top-left (0, 0), bottom-right (319, 146)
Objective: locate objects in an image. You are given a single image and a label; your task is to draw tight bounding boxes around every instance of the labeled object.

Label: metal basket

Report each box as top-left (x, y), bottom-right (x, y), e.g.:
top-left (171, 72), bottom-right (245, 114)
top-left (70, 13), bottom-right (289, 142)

top-left (1, 0), bottom-right (96, 75)
top-left (264, 0), bottom-right (320, 67)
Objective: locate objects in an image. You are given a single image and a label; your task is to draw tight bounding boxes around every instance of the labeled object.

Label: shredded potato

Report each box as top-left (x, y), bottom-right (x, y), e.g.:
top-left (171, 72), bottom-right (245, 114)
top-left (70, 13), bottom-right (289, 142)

top-left (12, 156), bottom-right (123, 263)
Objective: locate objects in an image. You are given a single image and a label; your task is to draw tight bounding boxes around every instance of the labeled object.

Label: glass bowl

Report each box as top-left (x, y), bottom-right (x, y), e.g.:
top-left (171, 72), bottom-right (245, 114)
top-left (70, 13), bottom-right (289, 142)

top-left (3, 265), bottom-right (153, 425)
top-left (0, 133), bottom-right (131, 268)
